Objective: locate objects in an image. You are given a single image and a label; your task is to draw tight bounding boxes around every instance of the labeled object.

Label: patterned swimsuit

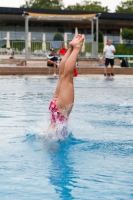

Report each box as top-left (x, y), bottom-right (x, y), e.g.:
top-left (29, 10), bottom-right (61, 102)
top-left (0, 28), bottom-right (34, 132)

top-left (49, 100), bottom-right (68, 123)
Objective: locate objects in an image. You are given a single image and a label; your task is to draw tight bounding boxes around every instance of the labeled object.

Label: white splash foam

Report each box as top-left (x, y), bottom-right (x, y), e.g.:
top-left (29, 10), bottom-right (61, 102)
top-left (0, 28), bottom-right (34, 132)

top-left (43, 121), bottom-right (70, 141)
top-left (119, 101), bottom-right (133, 107)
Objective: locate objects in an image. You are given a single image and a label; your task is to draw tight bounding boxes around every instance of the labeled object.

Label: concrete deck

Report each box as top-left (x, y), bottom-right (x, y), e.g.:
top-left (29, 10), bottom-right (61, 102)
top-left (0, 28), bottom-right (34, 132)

top-left (0, 60), bottom-right (133, 75)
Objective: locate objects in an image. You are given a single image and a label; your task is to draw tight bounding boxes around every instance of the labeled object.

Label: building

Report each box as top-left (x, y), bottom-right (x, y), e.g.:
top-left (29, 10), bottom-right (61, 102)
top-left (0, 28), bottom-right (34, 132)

top-left (1, 6), bottom-right (133, 56)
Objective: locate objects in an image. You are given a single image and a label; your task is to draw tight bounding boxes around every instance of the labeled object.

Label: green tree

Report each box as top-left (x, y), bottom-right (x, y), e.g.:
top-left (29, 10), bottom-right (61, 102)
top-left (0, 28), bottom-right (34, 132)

top-left (21, 0), bottom-right (33, 8)
top-left (66, 4), bottom-right (82, 10)
top-left (121, 28), bottom-right (133, 42)
top-left (115, 0), bottom-right (133, 13)
top-left (94, 31), bottom-right (103, 42)
top-left (53, 32), bottom-right (63, 41)
top-left (65, 0), bottom-right (109, 12)
top-left (21, 0), bottom-right (64, 9)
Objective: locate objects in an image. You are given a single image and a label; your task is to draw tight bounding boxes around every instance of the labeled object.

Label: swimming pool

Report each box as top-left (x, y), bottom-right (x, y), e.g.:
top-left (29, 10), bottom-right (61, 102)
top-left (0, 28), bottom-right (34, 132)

top-left (0, 75), bottom-right (133, 200)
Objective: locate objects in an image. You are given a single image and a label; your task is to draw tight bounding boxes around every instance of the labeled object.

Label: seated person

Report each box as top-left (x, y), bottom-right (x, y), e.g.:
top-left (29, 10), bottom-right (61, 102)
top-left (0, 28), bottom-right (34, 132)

top-left (59, 44), bottom-right (67, 56)
top-left (10, 52), bottom-right (15, 59)
top-left (47, 48), bottom-right (59, 77)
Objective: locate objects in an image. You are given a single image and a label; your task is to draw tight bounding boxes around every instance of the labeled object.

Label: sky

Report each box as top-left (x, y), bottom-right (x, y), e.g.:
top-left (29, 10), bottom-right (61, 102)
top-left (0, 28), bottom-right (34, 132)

top-left (0, 0), bottom-right (125, 13)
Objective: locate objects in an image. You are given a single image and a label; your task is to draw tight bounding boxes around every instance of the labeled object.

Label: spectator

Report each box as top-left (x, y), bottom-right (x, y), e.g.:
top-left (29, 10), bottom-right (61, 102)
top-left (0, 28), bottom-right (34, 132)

top-left (59, 44), bottom-right (67, 56)
top-left (10, 52), bottom-right (15, 59)
top-left (103, 39), bottom-right (116, 77)
top-left (47, 48), bottom-right (59, 77)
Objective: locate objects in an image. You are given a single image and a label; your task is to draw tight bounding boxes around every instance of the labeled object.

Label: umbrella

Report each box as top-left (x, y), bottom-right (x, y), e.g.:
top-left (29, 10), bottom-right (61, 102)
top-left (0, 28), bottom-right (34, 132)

top-left (104, 36), bottom-right (107, 47)
top-left (64, 33), bottom-right (67, 48)
top-left (81, 34), bottom-right (85, 53)
top-left (6, 32), bottom-right (10, 49)
top-left (42, 33), bottom-right (46, 51)
top-left (75, 27), bottom-right (78, 36)
top-left (120, 28), bottom-right (123, 44)
top-left (28, 32), bottom-right (31, 49)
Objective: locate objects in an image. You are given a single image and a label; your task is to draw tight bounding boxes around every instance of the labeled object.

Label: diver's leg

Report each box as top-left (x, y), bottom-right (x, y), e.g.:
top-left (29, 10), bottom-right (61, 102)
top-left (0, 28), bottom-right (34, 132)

top-left (56, 35), bottom-right (84, 115)
top-left (53, 47), bottom-right (73, 99)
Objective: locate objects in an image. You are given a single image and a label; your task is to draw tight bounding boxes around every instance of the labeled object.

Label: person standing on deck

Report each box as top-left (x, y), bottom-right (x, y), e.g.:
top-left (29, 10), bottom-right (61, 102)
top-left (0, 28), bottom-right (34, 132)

top-left (103, 39), bottom-right (116, 77)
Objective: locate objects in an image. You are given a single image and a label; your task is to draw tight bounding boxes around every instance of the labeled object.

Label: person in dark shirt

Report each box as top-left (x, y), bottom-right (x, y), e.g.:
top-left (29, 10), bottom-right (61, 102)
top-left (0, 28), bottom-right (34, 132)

top-left (10, 52), bottom-right (15, 59)
top-left (47, 48), bottom-right (59, 77)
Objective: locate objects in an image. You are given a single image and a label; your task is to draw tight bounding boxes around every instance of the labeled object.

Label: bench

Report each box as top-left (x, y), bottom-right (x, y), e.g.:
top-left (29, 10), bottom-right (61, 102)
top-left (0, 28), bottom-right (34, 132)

top-left (0, 59), bottom-right (27, 66)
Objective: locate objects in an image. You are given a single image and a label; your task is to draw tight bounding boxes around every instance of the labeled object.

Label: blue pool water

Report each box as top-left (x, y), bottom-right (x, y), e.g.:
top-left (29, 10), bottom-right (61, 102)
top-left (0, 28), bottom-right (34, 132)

top-left (0, 75), bottom-right (133, 200)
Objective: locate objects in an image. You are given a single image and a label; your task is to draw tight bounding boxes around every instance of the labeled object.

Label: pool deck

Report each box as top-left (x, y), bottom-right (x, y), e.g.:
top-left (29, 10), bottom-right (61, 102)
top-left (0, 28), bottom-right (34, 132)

top-left (0, 59), bottom-right (133, 75)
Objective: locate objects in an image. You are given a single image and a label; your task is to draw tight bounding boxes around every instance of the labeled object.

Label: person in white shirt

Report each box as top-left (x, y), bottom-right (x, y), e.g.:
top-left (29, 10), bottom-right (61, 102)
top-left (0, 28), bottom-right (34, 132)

top-left (103, 39), bottom-right (116, 76)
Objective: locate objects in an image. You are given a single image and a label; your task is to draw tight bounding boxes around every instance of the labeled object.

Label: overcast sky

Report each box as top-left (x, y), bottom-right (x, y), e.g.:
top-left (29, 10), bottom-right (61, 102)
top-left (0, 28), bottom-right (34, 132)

top-left (0, 0), bottom-right (125, 13)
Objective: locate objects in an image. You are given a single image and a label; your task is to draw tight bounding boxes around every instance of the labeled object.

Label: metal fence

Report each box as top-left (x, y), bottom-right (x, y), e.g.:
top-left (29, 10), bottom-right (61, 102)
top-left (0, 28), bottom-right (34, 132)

top-left (0, 40), bottom-right (98, 59)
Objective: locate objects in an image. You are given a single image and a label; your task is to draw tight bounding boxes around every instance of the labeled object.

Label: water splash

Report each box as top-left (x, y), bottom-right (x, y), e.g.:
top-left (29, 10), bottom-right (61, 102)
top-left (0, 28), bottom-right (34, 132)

top-left (43, 121), bottom-right (70, 141)
top-left (119, 101), bottom-right (133, 107)
top-left (43, 103), bottom-right (74, 141)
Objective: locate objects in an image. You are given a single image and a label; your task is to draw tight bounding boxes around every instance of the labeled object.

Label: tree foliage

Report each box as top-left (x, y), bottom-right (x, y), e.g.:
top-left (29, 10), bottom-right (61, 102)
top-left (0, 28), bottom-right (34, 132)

top-left (121, 28), bottom-right (133, 42)
top-left (21, 0), bottom-right (109, 11)
top-left (94, 31), bottom-right (103, 42)
top-left (53, 32), bottom-right (63, 41)
top-left (65, 0), bottom-right (109, 12)
top-left (116, 44), bottom-right (133, 55)
top-left (115, 0), bottom-right (133, 13)
top-left (21, 0), bottom-right (64, 9)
